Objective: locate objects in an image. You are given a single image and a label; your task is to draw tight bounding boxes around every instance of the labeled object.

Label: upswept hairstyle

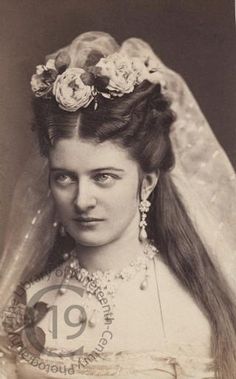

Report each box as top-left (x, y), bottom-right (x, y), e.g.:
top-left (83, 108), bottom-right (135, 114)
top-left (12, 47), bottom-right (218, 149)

top-left (32, 81), bottom-right (236, 379)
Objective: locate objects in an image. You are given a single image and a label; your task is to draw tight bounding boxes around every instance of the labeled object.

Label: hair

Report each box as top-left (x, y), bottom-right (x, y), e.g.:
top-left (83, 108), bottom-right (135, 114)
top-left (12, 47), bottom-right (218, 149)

top-left (32, 81), bottom-right (236, 378)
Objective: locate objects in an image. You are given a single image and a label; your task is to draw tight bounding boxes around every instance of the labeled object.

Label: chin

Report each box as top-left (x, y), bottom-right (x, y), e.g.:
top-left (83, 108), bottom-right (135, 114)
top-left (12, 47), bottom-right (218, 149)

top-left (69, 229), bottom-right (115, 247)
top-left (75, 231), bottom-right (127, 248)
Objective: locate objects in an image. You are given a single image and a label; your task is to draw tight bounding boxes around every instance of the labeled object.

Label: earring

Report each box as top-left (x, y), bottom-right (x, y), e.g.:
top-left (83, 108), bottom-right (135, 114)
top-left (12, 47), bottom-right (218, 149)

top-left (138, 199), bottom-right (151, 242)
top-left (60, 224), bottom-right (66, 237)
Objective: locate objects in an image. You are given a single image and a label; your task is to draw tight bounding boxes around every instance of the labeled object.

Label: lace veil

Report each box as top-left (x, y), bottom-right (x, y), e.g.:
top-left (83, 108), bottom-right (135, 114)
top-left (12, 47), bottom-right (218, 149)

top-left (0, 31), bottom-right (235, 315)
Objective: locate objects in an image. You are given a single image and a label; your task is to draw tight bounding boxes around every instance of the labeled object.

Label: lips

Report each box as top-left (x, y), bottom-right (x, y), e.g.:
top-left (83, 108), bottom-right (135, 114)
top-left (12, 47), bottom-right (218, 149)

top-left (73, 217), bottom-right (104, 222)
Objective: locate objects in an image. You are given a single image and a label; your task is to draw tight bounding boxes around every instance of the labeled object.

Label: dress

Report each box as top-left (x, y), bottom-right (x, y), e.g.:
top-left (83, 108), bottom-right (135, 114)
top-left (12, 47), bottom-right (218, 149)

top-left (1, 254), bottom-right (215, 379)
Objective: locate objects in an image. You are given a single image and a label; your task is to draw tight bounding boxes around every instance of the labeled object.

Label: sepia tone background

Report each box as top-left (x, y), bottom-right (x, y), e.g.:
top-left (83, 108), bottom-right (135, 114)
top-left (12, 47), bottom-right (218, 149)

top-left (0, 0), bottom-right (235, 252)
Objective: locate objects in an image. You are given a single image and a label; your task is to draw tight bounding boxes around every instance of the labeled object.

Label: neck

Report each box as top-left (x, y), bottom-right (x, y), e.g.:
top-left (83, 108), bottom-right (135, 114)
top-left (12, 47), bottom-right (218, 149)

top-left (75, 222), bottom-right (145, 273)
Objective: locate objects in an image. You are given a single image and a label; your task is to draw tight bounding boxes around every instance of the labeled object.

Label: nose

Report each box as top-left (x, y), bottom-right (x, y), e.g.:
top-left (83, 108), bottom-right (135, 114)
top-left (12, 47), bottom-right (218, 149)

top-left (73, 179), bottom-right (96, 212)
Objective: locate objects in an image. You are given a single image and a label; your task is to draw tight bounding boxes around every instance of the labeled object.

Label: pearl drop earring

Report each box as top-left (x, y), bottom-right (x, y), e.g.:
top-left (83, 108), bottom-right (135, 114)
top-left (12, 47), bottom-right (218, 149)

top-left (138, 199), bottom-right (151, 242)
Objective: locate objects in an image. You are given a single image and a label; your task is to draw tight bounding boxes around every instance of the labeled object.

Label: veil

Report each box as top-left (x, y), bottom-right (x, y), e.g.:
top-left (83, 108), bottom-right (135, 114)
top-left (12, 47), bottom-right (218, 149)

top-left (0, 31), bottom-right (235, 318)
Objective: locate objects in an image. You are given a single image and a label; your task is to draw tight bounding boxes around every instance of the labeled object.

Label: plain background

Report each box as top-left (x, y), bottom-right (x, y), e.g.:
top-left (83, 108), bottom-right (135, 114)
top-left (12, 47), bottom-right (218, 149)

top-left (0, 0), bottom-right (235, 251)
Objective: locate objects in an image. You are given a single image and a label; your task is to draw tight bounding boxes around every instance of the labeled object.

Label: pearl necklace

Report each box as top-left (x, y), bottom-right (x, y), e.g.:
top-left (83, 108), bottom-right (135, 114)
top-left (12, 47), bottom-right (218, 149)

top-left (52, 241), bottom-right (158, 329)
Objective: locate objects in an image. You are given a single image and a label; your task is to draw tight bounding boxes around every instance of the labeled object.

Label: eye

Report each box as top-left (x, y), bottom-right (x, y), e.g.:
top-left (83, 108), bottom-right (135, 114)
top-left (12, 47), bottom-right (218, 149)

top-left (93, 173), bottom-right (118, 185)
top-left (53, 173), bottom-right (76, 186)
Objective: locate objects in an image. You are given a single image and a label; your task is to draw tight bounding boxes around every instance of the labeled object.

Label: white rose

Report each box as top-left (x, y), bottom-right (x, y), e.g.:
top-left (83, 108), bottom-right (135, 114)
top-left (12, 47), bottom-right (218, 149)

top-left (131, 58), bottom-right (150, 84)
top-left (132, 57), bottom-right (165, 86)
top-left (53, 68), bottom-right (95, 112)
top-left (31, 59), bottom-right (57, 97)
top-left (95, 53), bottom-right (137, 97)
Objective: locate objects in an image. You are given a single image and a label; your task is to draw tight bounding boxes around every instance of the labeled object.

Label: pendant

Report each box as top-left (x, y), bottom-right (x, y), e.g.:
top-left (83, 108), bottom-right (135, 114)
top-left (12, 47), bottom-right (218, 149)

top-left (88, 310), bottom-right (97, 328)
top-left (139, 227), bottom-right (147, 242)
top-left (78, 312), bottom-right (87, 324)
top-left (140, 277), bottom-right (148, 290)
top-left (59, 286), bottom-right (67, 295)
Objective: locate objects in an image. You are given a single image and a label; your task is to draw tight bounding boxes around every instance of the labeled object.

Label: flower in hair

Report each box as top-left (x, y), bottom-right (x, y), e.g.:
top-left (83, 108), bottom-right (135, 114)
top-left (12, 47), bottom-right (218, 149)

top-left (31, 52), bottom-right (166, 112)
top-left (132, 57), bottom-right (166, 87)
top-left (95, 53), bottom-right (138, 98)
top-left (53, 68), bottom-right (95, 111)
top-left (31, 59), bottom-right (58, 97)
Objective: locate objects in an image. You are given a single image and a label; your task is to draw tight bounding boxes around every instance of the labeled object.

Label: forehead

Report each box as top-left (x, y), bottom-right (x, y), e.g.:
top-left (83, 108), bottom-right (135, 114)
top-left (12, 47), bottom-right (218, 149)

top-left (49, 137), bottom-right (137, 171)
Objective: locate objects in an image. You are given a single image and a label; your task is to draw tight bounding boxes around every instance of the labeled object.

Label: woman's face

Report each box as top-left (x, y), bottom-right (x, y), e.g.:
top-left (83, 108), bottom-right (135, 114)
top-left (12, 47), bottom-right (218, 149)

top-left (49, 137), bottom-right (142, 246)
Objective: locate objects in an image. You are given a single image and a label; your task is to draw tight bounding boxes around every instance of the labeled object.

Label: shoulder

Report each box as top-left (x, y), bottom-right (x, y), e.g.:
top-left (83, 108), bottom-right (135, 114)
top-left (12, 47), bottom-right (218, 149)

top-left (154, 255), bottom-right (211, 358)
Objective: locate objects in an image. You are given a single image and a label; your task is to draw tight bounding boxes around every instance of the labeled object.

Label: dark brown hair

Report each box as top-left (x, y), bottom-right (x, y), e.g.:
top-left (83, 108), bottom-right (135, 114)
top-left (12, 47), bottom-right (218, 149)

top-left (33, 81), bottom-right (236, 378)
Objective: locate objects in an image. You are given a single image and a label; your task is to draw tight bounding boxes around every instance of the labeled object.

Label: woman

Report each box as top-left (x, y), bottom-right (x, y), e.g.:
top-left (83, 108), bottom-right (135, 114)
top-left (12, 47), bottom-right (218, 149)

top-left (0, 31), bottom-right (236, 379)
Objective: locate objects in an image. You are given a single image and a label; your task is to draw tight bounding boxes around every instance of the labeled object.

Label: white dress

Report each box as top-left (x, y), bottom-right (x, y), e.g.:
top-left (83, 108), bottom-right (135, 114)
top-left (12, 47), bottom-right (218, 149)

top-left (1, 255), bottom-right (215, 379)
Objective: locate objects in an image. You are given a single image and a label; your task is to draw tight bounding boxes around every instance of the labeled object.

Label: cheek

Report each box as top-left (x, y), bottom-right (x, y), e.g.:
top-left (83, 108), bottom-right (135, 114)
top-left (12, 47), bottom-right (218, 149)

top-left (51, 187), bottom-right (73, 213)
top-left (108, 180), bottom-right (139, 216)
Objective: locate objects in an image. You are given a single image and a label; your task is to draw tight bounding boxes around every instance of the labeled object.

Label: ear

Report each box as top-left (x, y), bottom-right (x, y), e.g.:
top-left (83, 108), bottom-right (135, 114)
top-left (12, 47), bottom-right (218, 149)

top-left (140, 170), bottom-right (159, 200)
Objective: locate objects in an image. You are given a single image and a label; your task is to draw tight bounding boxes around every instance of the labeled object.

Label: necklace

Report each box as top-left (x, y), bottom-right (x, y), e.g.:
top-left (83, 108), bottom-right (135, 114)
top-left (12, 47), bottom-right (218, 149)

top-left (49, 241), bottom-right (158, 330)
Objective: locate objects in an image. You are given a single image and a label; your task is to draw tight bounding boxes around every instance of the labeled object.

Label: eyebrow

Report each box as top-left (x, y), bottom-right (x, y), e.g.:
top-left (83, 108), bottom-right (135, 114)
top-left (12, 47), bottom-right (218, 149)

top-left (50, 167), bottom-right (125, 173)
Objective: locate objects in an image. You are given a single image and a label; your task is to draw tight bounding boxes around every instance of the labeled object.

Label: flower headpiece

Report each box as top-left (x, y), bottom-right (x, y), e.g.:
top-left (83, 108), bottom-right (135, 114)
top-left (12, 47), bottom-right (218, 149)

top-left (31, 51), bottom-right (165, 112)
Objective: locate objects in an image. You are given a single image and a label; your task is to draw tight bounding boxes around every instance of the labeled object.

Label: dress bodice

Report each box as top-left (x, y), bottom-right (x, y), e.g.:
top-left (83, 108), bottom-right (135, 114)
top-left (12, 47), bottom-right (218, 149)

top-left (1, 254), bottom-right (215, 378)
